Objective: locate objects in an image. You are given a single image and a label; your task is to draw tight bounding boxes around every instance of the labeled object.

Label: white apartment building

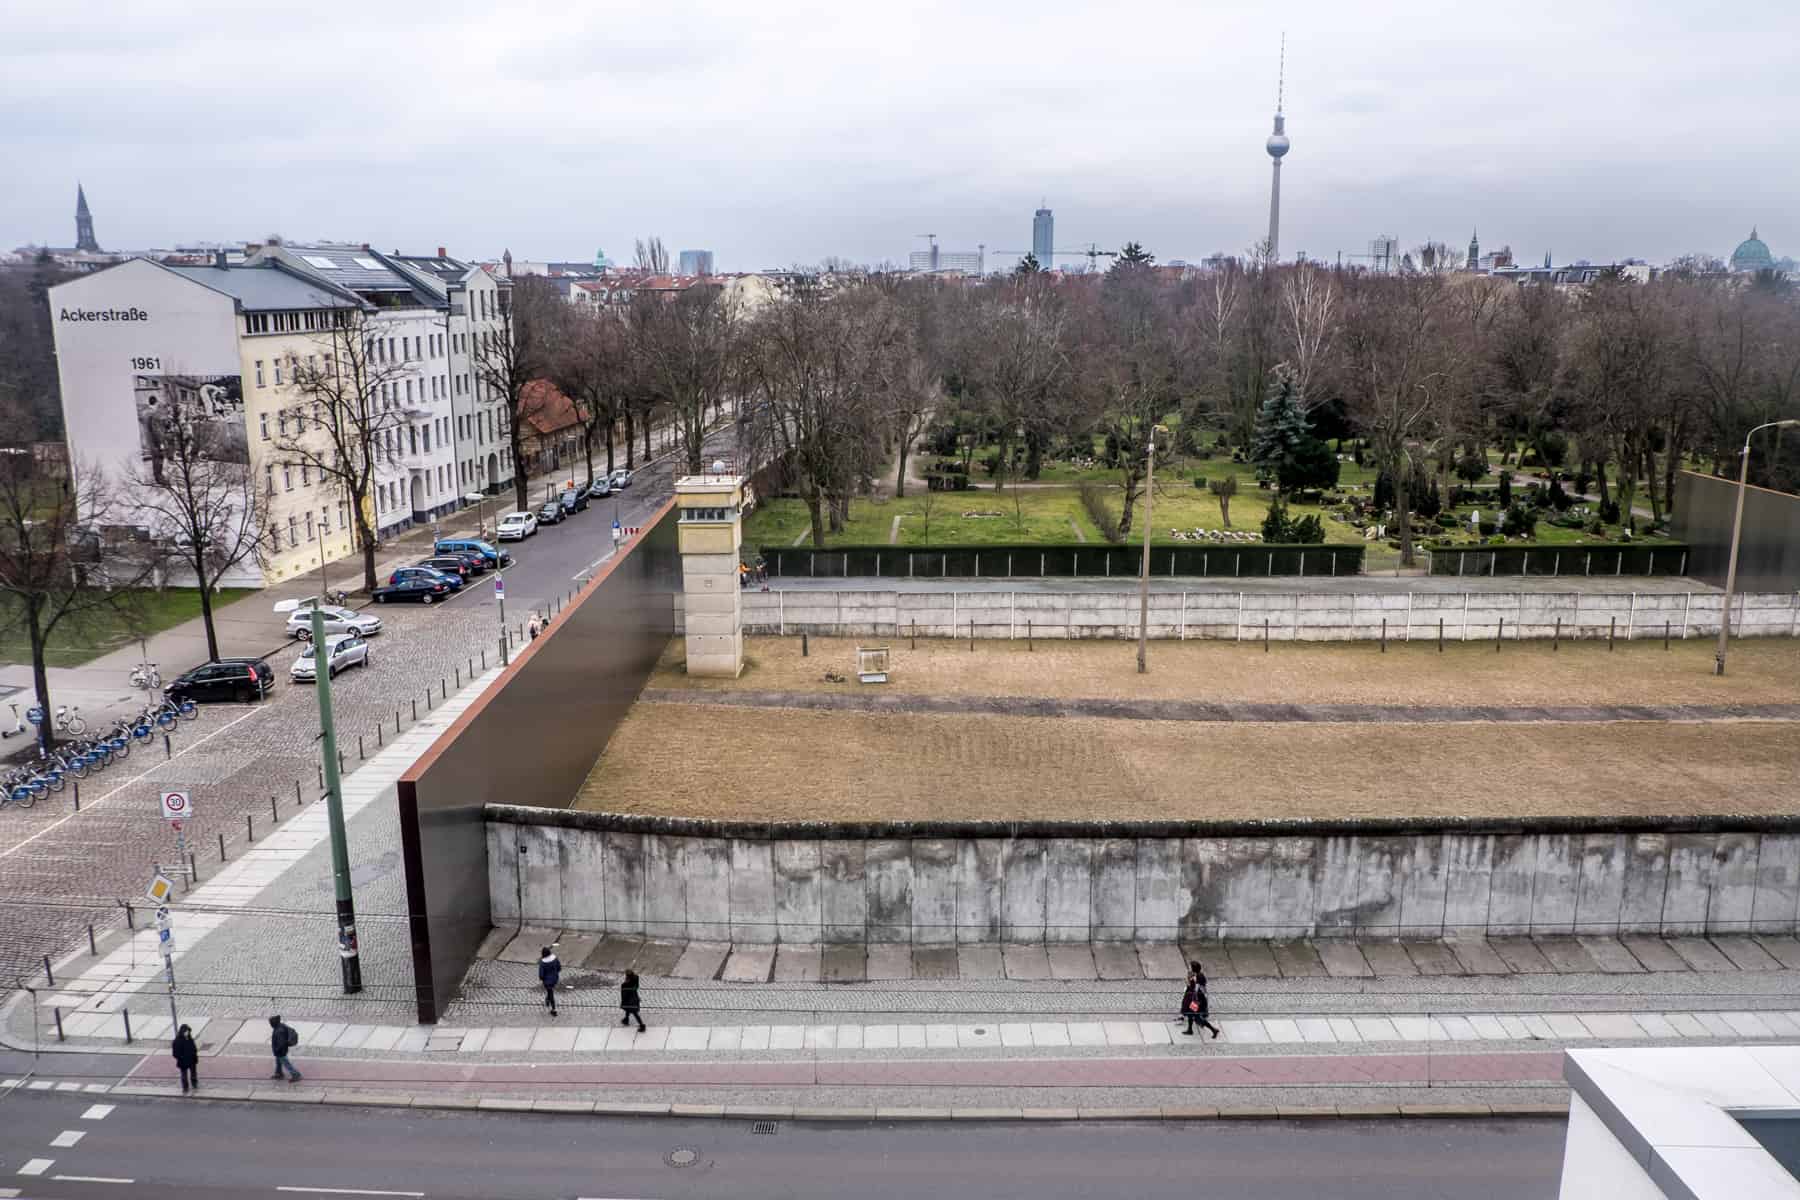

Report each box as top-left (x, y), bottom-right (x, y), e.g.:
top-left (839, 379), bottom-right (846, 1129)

top-left (49, 255), bottom-right (368, 586)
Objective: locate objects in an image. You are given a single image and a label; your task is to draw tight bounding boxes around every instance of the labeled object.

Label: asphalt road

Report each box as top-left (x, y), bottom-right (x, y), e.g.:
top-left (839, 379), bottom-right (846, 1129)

top-left (0, 1090), bottom-right (1565, 1199)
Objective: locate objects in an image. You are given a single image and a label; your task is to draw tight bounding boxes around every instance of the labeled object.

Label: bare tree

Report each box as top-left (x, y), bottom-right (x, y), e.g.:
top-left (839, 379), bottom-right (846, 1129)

top-left (130, 377), bottom-right (265, 660)
top-left (0, 445), bottom-right (159, 753)
top-left (634, 237), bottom-right (671, 274)
top-left (960, 279), bottom-right (1071, 490)
top-left (472, 277), bottom-right (556, 512)
top-left (1088, 253), bottom-right (1179, 541)
top-left (1568, 277), bottom-right (1673, 529)
top-left (1281, 262), bottom-right (1339, 401)
top-left (548, 307), bottom-right (632, 486)
top-left (276, 310), bottom-right (414, 590)
top-left (628, 284), bottom-right (737, 475)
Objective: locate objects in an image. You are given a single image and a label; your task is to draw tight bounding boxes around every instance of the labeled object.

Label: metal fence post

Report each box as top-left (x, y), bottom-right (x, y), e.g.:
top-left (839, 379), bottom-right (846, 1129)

top-left (217, 832), bottom-right (226, 861)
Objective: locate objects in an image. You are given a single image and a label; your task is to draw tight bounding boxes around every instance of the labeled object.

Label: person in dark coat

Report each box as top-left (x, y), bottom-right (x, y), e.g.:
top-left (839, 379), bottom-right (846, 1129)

top-left (1181, 964), bottom-right (1220, 1038)
top-left (268, 1015), bottom-right (302, 1080)
top-left (620, 969), bottom-right (646, 1032)
top-left (538, 946), bottom-right (561, 1017)
top-left (171, 1024), bottom-right (199, 1093)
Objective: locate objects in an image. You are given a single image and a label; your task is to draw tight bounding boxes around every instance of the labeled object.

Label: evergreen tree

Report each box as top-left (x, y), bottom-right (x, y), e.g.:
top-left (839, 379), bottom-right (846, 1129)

top-left (1014, 252), bottom-right (1042, 277)
top-left (1249, 366), bottom-right (1316, 493)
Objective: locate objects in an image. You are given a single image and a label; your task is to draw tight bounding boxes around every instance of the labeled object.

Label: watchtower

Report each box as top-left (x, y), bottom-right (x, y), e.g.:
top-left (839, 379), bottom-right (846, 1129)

top-left (675, 473), bottom-right (745, 677)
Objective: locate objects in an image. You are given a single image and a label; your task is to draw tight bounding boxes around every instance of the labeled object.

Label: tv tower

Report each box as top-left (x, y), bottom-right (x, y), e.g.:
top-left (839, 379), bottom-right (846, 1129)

top-left (1265, 35), bottom-right (1290, 262)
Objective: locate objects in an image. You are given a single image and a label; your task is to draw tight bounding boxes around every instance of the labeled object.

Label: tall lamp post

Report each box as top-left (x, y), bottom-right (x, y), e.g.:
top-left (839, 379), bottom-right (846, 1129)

top-left (1137, 423), bottom-right (1168, 674)
top-left (1713, 418), bottom-right (1799, 676)
top-left (310, 605), bottom-right (362, 993)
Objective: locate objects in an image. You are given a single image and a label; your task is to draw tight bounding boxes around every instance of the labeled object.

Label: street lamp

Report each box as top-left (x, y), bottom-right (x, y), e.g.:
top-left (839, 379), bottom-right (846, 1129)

top-left (1713, 418), bottom-right (1800, 676)
top-left (1137, 423), bottom-right (1169, 674)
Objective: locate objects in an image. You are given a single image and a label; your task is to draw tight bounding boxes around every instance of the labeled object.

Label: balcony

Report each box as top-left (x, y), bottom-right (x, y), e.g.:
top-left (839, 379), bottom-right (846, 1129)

top-left (398, 451), bottom-right (429, 473)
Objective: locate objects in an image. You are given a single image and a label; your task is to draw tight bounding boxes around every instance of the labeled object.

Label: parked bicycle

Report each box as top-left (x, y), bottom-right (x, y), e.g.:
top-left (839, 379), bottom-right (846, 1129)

top-left (129, 662), bottom-right (162, 691)
top-left (35, 705), bottom-right (87, 736)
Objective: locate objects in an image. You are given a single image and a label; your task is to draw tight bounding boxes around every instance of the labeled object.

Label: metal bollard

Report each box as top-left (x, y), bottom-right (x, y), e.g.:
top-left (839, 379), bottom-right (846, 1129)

top-left (189, 852), bottom-right (198, 882)
top-left (88, 923), bottom-right (96, 955)
top-left (164, 732), bottom-right (172, 759)
top-left (376, 724), bottom-right (383, 748)
top-left (911, 622), bottom-right (916, 650)
top-left (1609, 617), bottom-right (1616, 651)
top-left (73, 780), bottom-right (79, 811)
top-left (1264, 619), bottom-right (1270, 652)
top-left (412, 698), bottom-right (418, 720)
top-left (318, 763), bottom-right (324, 789)
top-left (1027, 620), bottom-right (1033, 652)
top-left (1496, 617), bottom-right (1505, 651)
top-left (455, 666), bottom-right (462, 688)
top-left (481, 648), bottom-right (487, 670)
top-left (43, 954), bottom-right (53, 987)
top-left (338, 750), bottom-right (345, 774)
top-left (122, 1009), bottom-right (132, 1044)
top-left (217, 832), bottom-right (226, 861)
top-left (358, 734), bottom-right (365, 761)
top-left (294, 779), bottom-right (302, 807)
top-left (125, 902), bottom-right (134, 930)
top-left (54, 1007), bottom-right (64, 1042)
top-left (246, 813), bottom-right (254, 843)
top-left (970, 620), bottom-right (975, 651)
top-left (1381, 619), bottom-right (1387, 653)
top-left (1438, 618), bottom-right (1444, 652)
top-left (271, 795), bottom-right (279, 823)
top-left (1554, 618), bottom-right (1561, 651)
top-left (802, 633), bottom-right (809, 657)
top-left (1664, 621), bottom-right (1671, 650)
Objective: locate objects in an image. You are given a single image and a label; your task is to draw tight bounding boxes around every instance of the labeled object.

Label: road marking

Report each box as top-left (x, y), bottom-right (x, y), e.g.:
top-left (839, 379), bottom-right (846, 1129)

top-left (52, 1177), bottom-right (135, 1185)
top-left (54, 1082), bottom-right (79, 1091)
top-left (81, 1103), bottom-right (114, 1119)
top-left (50, 1130), bottom-right (85, 1147)
top-left (275, 1188), bottom-right (426, 1197)
top-left (0, 705), bottom-right (263, 862)
top-left (0, 1186), bottom-right (21, 1197)
top-left (15, 1160), bottom-right (51, 1177)
top-left (26, 1081), bottom-right (52, 1091)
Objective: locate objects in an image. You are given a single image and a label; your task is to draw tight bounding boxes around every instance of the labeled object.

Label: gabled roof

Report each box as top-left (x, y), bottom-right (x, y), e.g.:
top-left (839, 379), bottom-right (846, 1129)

top-left (517, 379), bottom-right (583, 435)
top-left (160, 259), bottom-right (363, 312)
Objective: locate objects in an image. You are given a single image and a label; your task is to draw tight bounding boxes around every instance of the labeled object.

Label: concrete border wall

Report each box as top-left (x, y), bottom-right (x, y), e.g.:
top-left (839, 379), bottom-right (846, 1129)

top-left (486, 808), bottom-right (1800, 942)
top-left (676, 588), bottom-right (1800, 642)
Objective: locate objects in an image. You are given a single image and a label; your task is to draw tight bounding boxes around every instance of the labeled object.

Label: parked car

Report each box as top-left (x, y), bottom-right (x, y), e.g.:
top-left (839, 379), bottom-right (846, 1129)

top-left (444, 549), bottom-right (488, 575)
top-left (285, 604), bottom-right (382, 641)
top-left (417, 555), bottom-right (473, 581)
top-left (496, 511), bottom-right (537, 541)
top-left (165, 658), bottom-right (274, 705)
top-left (290, 632), bottom-right (371, 681)
top-left (372, 574), bottom-right (453, 605)
top-left (586, 478), bottom-right (613, 500)
top-left (560, 487), bottom-right (588, 514)
top-left (387, 565), bottom-right (463, 592)
top-left (434, 538), bottom-right (510, 570)
top-left (609, 469), bottom-right (633, 490)
top-left (536, 501), bottom-right (565, 526)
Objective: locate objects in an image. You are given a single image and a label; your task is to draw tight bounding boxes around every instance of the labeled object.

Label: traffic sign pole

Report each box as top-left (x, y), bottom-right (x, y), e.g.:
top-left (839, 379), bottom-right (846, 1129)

top-left (495, 573), bottom-right (508, 665)
top-left (312, 606), bottom-right (363, 994)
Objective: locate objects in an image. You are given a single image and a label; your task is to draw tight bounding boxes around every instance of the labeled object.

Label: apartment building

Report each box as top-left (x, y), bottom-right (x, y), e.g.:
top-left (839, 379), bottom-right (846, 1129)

top-left (49, 255), bottom-right (367, 586)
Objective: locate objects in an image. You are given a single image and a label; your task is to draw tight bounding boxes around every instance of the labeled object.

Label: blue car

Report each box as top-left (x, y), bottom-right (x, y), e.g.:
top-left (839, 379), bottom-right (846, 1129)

top-left (434, 538), bottom-right (511, 570)
top-left (387, 565), bottom-right (463, 592)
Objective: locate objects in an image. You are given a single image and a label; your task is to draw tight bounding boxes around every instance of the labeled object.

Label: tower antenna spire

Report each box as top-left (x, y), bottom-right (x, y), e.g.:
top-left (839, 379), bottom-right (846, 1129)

top-left (1277, 32), bottom-right (1285, 114)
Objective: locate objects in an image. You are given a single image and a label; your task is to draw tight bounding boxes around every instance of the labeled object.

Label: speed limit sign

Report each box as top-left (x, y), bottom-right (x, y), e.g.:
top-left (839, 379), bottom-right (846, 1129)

top-left (160, 790), bottom-right (191, 823)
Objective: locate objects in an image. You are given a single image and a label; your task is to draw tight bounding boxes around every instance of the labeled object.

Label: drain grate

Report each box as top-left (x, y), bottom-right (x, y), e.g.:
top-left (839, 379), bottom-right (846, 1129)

top-left (751, 1121), bottom-right (778, 1135)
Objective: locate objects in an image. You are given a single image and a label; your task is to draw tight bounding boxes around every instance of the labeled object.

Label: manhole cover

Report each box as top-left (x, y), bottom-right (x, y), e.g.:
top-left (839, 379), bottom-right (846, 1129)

top-left (665, 1147), bottom-right (701, 1168)
top-left (751, 1121), bottom-right (778, 1135)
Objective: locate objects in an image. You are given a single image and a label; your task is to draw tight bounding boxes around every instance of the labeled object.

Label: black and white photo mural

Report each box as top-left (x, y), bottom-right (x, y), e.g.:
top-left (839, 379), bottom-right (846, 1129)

top-left (134, 371), bottom-right (248, 482)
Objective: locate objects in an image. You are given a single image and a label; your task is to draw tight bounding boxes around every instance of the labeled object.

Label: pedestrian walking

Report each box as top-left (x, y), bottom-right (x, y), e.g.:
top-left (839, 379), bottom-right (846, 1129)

top-left (268, 1015), bottom-right (303, 1080)
top-left (539, 945), bottom-right (561, 1017)
top-left (171, 1023), bottom-right (199, 1093)
top-left (620, 969), bottom-right (646, 1032)
top-left (527, 613), bottom-right (542, 640)
top-left (1181, 963), bottom-right (1220, 1039)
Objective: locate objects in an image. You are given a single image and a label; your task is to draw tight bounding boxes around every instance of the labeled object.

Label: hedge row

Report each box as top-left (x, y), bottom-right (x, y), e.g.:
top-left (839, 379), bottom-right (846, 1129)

top-left (760, 543), bottom-right (1369, 579)
top-left (1426, 543), bottom-right (1689, 578)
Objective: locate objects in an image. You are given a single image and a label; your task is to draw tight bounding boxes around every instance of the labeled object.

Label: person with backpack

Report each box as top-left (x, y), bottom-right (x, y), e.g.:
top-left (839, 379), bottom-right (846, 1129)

top-left (538, 946), bottom-right (561, 1017)
top-left (171, 1024), bottom-right (199, 1093)
top-left (269, 1015), bottom-right (302, 1080)
top-left (1181, 962), bottom-right (1221, 1039)
top-left (620, 970), bottom-right (646, 1032)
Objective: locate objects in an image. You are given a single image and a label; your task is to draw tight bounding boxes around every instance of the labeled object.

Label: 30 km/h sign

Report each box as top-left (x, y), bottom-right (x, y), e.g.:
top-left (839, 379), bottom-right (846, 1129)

top-left (160, 790), bottom-right (191, 822)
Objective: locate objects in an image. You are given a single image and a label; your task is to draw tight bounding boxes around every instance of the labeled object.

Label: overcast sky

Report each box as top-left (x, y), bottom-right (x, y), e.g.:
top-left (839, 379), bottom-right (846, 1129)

top-left (4, 0), bottom-right (1795, 272)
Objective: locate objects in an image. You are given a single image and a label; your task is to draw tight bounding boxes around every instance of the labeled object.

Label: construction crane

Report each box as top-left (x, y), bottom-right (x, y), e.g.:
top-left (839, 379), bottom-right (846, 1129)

top-left (989, 244), bottom-right (1119, 272)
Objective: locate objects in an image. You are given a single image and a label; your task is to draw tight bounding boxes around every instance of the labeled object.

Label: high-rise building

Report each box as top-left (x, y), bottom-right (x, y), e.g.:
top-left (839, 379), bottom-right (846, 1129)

top-left (1032, 205), bottom-right (1054, 268)
top-left (74, 184), bottom-right (99, 253)
top-left (678, 249), bottom-right (715, 276)
top-left (1265, 37), bottom-right (1290, 261)
top-left (1467, 230), bottom-right (1481, 271)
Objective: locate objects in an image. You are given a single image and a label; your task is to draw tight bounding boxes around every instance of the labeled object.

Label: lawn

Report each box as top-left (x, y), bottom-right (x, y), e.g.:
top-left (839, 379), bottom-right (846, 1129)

top-left (0, 588), bottom-right (256, 668)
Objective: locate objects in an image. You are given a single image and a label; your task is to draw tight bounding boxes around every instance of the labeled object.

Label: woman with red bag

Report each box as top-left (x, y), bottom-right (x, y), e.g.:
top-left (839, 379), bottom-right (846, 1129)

top-left (1180, 963), bottom-right (1221, 1038)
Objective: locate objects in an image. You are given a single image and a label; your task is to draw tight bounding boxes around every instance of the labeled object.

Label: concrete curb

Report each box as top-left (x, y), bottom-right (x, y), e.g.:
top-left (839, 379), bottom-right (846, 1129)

top-left (76, 1085), bottom-right (1571, 1122)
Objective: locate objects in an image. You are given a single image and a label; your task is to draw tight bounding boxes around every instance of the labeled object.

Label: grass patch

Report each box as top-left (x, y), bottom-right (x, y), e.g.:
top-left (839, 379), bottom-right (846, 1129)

top-left (747, 490), bottom-right (1105, 549)
top-left (0, 588), bottom-right (257, 668)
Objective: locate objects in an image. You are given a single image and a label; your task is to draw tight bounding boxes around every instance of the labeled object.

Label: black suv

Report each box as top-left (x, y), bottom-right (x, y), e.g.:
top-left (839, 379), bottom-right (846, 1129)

top-left (537, 501), bottom-right (566, 526)
top-left (166, 658), bottom-right (274, 705)
top-left (417, 554), bottom-right (473, 581)
top-left (560, 487), bottom-right (588, 514)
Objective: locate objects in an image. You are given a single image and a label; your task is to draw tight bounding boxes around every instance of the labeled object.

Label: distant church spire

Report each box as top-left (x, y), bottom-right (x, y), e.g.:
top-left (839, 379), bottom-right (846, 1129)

top-left (1467, 229), bottom-right (1480, 269)
top-left (75, 183), bottom-right (99, 253)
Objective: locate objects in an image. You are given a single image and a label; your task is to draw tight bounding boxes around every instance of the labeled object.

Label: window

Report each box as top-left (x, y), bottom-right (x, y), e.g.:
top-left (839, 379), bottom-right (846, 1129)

top-left (268, 524), bottom-right (280, 551)
top-left (277, 409), bottom-right (288, 437)
top-left (283, 466), bottom-right (293, 491)
top-left (405, 379), bottom-right (413, 403)
top-left (387, 338), bottom-right (396, 361)
top-left (300, 464), bottom-right (310, 486)
top-left (305, 512), bottom-right (314, 542)
top-left (274, 361), bottom-right (284, 386)
top-left (255, 360), bottom-right (265, 387)
top-left (423, 427), bottom-right (431, 453)
top-left (287, 515), bottom-right (298, 548)
top-left (264, 464), bottom-right (275, 495)
top-left (321, 506), bottom-right (331, 534)
top-left (259, 412), bottom-right (269, 440)
top-left (338, 501), bottom-right (347, 530)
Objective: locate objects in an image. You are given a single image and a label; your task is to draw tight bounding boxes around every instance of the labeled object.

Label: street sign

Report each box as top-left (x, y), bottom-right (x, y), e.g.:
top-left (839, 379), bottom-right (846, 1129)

top-left (494, 575), bottom-right (505, 600)
top-left (159, 790), bottom-right (190, 822)
top-left (169, 819), bottom-right (182, 833)
top-left (155, 906), bottom-right (171, 930)
top-left (158, 926), bottom-right (175, 954)
top-left (146, 873), bottom-right (175, 904)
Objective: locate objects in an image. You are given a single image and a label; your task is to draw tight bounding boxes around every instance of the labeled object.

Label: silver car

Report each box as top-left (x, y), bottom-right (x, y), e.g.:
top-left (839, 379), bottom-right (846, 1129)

top-left (286, 605), bottom-right (382, 642)
top-left (290, 632), bottom-right (371, 681)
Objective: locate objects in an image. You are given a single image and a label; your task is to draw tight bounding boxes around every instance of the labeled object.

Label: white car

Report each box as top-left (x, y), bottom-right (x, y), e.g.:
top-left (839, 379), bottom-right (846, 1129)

top-left (290, 632), bottom-right (371, 681)
top-left (496, 511), bottom-right (537, 541)
top-left (285, 605), bottom-right (383, 641)
top-left (609, 469), bottom-right (633, 490)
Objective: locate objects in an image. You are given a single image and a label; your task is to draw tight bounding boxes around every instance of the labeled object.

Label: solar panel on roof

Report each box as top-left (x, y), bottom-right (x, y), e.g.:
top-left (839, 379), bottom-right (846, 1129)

top-left (302, 255), bottom-right (340, 269)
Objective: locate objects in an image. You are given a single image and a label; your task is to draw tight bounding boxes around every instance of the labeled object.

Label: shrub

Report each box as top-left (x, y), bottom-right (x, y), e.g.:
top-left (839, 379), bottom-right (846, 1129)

top-left (1599, 498), bottom-right (1621, 524)
top-left (1436, 513), bottom-right (1459, 529)
top-left (1497, 471), bottom-right (1514, 508)
top-left (981, 452), bottom-right (1001, 477)
top-left (1478, 519), bottom-right (1498, 537)
top-left (1078, 481), bottom-right (1121, 542)
top-left (1540, 432), bottom-right (1569, 468)
top-left (1547, 479), bottom-right (1571, 511)
top-left (1192, 475), bottom-right (1208, 489)
top-left (1414, 481), bottom-right (1443, 520)
top-left (1287, 513), bottom-right (1325, 544)
top-left (1215, 432), bottom-right (1231, 449)
top-left (1261, 495), bottom-right (1291, 542)
top-left (1455, 451), bottom-right (1488, 483)
top-left (1574, 471), bottom-right (1593, 496)
top-left (1501, 503), bottom-right (1537, 538)
top-left (1373, 471), bottom-right (1395, 511)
